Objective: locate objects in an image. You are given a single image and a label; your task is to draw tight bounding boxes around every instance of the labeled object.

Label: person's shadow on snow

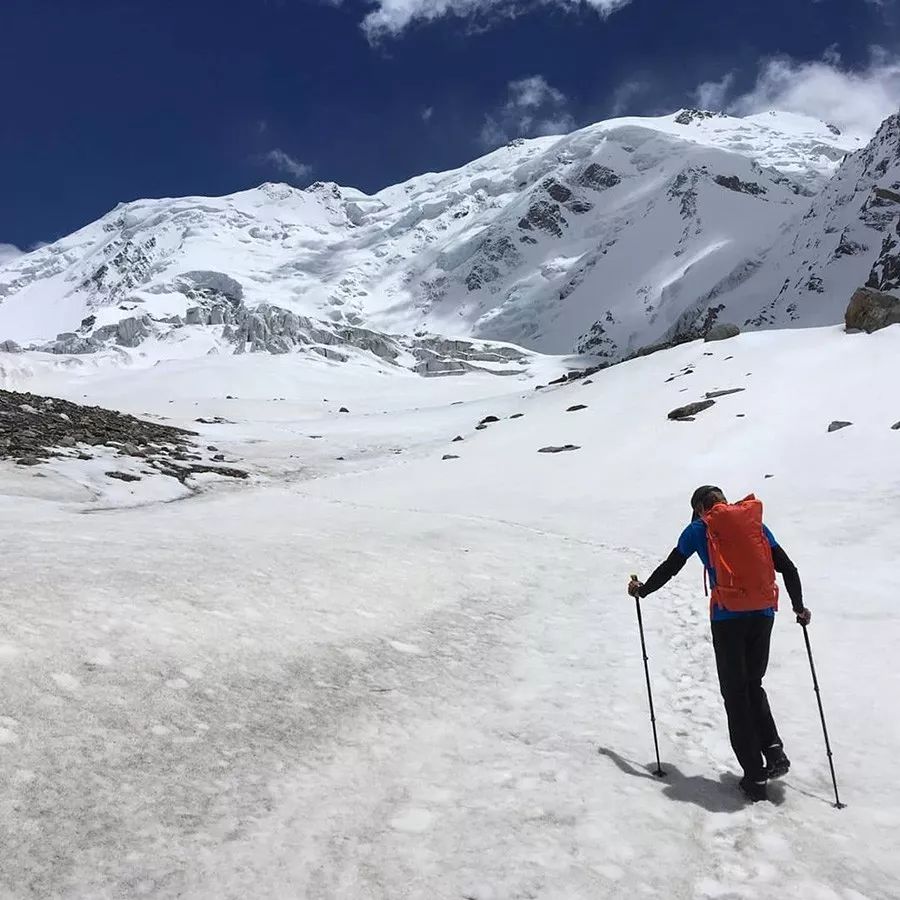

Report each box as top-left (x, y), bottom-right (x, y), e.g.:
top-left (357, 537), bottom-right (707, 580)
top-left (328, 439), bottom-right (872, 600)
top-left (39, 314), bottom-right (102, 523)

top-left (597, 747), bottom-right (785, 812)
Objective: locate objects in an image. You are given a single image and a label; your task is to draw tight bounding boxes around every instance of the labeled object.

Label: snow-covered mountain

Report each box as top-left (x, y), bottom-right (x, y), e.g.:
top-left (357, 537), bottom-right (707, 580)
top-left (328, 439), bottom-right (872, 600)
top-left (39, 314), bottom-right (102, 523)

top-left (1, 107), bottom-right (895, 363)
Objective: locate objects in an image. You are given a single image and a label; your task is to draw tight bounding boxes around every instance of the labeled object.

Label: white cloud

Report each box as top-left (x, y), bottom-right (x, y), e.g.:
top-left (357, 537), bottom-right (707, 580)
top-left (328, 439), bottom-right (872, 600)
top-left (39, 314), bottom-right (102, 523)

top-left (608, 78), bottom-right (649, 117)
top-left (263, 148), bottom-right (312, 182)
top-left (478, 75), bottom-right (575, 149)
top-left (363, 0), bottom-right (632, 40)
top-left (692, 72), bottom-right (735, 111)
top-left (422, 106), bottom-right (434, 122)
top-left (508, 75), bottom-right (566, 108)
top-left (0, 243), bottom-right (25, 265)
top-left (728, 49), bottom-right (900, 139)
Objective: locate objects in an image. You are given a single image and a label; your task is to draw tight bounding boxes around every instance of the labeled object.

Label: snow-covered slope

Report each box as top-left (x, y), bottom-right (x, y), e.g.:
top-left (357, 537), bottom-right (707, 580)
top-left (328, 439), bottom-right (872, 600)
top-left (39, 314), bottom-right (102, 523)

top-left (1, 109), bottom-right (878, 362)
top-left (667, 112), bottom-right (900, 337)
top-left (1, 324), bottom-right (898, 898)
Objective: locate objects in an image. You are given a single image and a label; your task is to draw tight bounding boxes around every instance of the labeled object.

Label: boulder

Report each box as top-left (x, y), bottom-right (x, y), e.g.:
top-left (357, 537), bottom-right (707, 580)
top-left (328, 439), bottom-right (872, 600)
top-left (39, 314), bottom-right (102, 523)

top-left (566, 404), bottom-right (588, 412)
top-left (845, 287), bottom-right (900, 333)
top-left (704, 323), bottom-right (741, 342)
top-left (538, 444), bottom-right (581, 454)
top-left (705, 388), bottom-right (745, 399)
top-left (0, 340), bottom-right (22, 353)
top-left (668, 400), bottom-right (716, 420)
top-left (827, 421), bottom-right (852, 433)
top-left (479, 415), bottom-right (500, 425)
top-left (892, 421), bottom-right (900, 430)
top-left (442, 454), bottom-right (460, 461)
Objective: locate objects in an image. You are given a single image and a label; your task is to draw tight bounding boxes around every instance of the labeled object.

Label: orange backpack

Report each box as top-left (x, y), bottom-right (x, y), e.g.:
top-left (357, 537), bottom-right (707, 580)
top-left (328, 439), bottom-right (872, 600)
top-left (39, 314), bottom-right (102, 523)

top-left (702, 495), bottom-right (779, 612)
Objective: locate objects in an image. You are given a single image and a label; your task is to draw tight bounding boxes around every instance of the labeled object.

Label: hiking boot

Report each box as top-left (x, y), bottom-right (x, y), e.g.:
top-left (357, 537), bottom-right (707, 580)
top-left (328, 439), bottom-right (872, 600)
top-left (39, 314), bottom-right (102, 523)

top-left (739, 776), bottom-right (769, 803)
top-left (765, 745), bottom-right (791, 780)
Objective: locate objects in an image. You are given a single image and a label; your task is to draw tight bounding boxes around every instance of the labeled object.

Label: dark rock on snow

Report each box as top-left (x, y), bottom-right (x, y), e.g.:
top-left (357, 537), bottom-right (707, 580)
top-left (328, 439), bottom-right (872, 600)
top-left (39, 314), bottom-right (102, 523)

top-left (442, 454), bottom-right (460, 461)
top-left (538, 444), bottom-right (581, 454)
top-left (106, 471), bottom-right (142, 483)
top-left (705, 388), bottom-right (746, 399)
top-left (566, 404), bottom-right (588, 412)
top-left (479, 415), bottom-right (500, 425)
top-left (452, 435), bottom-right (464, 442)
top-left (668, 400), bottom-right (716, 420)
top-left (827, 421), bottom-right (853, 433)
top-left (892, 421), bottom-right (900, 430)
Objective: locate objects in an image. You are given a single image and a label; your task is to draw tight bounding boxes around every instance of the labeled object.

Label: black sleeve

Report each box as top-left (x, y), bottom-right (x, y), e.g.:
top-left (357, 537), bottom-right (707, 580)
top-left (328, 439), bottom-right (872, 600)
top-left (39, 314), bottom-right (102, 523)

top-left (772, 544), bottom-right (804, 612)
top-left (639, 548), bottom-right (688, 598)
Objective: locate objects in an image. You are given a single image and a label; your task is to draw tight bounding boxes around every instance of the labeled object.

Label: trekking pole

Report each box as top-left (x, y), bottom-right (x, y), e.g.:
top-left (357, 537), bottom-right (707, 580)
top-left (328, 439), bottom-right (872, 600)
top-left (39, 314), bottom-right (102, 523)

top-left (631, 577), bottom-right (666, 777)
top-left (801, 622), bottom-right (845, 809)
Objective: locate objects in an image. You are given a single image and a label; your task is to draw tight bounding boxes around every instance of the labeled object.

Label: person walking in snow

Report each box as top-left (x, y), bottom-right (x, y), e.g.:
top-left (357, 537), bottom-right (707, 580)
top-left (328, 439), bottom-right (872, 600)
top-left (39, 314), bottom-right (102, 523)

top-left (628, 485), bottom-right (812, 803)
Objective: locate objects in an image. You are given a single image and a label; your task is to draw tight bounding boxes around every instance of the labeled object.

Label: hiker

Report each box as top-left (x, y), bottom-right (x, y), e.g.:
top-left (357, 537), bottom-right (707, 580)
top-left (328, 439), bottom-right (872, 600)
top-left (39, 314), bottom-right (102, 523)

top-left (627, 485), bottom-right (812, 802)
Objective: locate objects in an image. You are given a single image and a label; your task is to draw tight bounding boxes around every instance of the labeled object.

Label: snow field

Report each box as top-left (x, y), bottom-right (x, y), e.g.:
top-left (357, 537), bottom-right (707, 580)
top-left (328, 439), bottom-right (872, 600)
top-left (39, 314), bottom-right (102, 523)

top-left (1, 325), bottom-right (898, 898)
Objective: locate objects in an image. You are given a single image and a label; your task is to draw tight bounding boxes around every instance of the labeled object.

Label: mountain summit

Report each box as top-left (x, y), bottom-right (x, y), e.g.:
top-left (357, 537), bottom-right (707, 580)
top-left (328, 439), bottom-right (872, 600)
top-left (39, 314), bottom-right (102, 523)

top-left (1, 108), bottom-right (895, 362)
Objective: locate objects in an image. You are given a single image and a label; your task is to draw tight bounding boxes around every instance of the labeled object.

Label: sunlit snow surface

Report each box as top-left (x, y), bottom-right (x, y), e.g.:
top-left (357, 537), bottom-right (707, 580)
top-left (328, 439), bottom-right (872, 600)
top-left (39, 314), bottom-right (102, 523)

top-left (1, 325), bottom-right (898, 898)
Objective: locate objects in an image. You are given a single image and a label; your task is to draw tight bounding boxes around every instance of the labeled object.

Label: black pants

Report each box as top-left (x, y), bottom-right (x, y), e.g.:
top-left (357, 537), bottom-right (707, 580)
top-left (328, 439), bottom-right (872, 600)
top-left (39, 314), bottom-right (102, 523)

top-left (711, 615), bottom-right (781, 781)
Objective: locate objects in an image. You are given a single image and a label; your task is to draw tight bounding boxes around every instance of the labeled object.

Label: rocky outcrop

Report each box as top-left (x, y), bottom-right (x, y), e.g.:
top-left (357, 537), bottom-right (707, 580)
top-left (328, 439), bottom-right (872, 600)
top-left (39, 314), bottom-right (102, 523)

top-left (827, 420), bottom-right (852, 433)
top-left (576, 164), bottom-right (620, 191)
top-left (1, 389), bottom-right (248, 480)
top-left (0, 339), bottom-right (22, 353)
top-left (1, 389), bottom-right (189, 462)
top-left (866, 217), bottom-right (900, 294)
top-left (674, 109), bottom-right (722, 126)
top-left (518, 200), bottom-right (567, 237)
top-left (845, 287), bottom-right (900, 333)
top-left (714, 175), bottom-right (766, 197)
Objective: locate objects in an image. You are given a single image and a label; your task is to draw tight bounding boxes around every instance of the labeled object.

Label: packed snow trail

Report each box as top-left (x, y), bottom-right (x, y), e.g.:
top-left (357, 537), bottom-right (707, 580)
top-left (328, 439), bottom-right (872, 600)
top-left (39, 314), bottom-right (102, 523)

top-left (1, 326), bottom-right (899, 898)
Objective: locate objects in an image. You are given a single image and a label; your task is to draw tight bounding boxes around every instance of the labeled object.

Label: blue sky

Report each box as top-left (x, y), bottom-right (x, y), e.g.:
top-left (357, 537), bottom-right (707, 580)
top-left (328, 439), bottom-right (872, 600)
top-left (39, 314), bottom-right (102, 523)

top-left (2, 0), bottom-right (899, 253)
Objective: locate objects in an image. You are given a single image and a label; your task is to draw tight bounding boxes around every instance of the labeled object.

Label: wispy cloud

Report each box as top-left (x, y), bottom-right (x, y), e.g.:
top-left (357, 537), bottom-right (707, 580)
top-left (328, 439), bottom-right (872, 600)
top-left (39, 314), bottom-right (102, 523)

top-left (479, 75), bottom-right (575, 149)
top-left (692, 72), bottom-right (735, 111)
top-left (608, 78), bottom-right (649, 117)
top-left (726, 47), bottom-right (900, 139)
top-left (422, 106), bottom-right (434, 122)
top-left (363, 0), bottom-right (632, 41)
top-left (263, 148), bottom-right (312, 182)
top-left (0, 243), bottom-right (25, 265)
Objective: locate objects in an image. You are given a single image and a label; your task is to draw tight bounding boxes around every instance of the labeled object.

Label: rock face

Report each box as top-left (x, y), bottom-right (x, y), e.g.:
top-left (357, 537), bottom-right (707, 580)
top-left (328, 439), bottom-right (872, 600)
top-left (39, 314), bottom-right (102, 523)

top-left (845, 287), bottom-right (900, 333)
top-left (668, 400), bottom-right (716, 420)
top-left (704, 323), bottom-right (741, 342)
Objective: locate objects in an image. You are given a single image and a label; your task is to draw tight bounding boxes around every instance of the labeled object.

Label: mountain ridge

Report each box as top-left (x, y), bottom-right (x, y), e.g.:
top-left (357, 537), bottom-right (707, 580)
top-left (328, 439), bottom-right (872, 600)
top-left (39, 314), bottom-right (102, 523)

top-left (0, 107), bottom-right (895, 364)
